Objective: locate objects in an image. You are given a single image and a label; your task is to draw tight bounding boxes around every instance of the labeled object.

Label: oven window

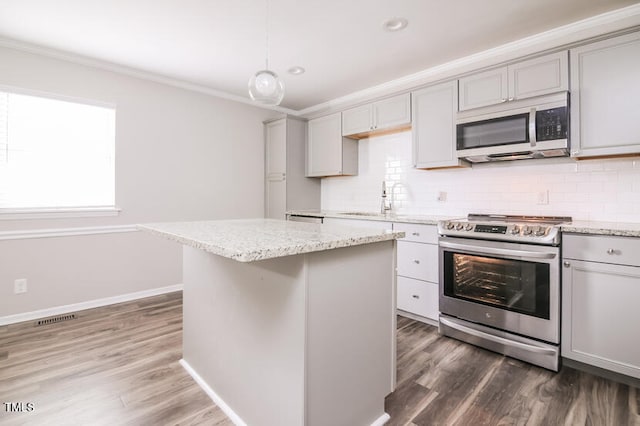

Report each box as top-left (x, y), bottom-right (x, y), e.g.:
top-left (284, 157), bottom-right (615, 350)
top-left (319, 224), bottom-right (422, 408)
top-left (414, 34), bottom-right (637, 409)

top-left (443, 252), bottom-right (550, 319)
top-left (457, 113), bottom-right (529, 150)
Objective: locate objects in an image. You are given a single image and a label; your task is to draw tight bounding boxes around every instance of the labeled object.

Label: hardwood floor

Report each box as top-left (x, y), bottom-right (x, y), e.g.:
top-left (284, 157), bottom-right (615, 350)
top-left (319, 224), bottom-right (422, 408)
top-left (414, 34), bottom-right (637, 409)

top-left (1, 293), bottom-right (639, 425)
top-left (0, 292), bottom-right (231, 426)
top-left (386, 316), bottom-right (640, 426)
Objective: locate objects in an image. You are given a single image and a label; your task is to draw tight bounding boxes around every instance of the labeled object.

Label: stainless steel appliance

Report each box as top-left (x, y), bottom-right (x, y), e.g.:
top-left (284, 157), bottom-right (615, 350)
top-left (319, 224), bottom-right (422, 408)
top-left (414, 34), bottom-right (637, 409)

top-left (456, 92), bottom-right (569, 163)
top-left (437, 214), bottom-right (571, 371)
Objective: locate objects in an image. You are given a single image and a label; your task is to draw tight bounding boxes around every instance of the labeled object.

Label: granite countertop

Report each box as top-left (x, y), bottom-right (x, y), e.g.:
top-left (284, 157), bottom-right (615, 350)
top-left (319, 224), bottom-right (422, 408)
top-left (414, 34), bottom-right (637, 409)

top-left (561, 220), bottom-right (640, 237)
top-left (288, 210), bottom-right (640, 237)
top-left (139, 218), bottom-right (405, 262)
top-left (287, 210), bottom-right (457, 225)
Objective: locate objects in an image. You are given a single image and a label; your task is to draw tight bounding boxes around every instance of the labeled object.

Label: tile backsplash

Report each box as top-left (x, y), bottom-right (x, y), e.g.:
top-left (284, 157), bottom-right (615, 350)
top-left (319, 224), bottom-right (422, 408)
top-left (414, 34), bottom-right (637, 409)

top-left (321, 131), bottom-right (640, 222)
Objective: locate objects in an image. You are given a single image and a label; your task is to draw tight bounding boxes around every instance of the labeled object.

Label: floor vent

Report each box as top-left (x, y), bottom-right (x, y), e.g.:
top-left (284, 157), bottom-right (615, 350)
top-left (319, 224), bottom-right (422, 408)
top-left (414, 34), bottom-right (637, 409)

top-left (36, 314), bottom-right (76, 326)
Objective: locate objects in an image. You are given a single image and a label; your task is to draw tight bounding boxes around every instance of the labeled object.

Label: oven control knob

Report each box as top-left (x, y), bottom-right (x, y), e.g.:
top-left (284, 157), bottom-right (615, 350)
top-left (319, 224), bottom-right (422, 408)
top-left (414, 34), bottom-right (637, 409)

top-left (510, 226), bottom-right (520, 235)
top-left (534, 226), bottom-right (547, 237)
top-left (446, 222), bottom-right (455, 230)
top-left (522, 226), bottom-right (533, 235)
top-left (465, 224), bottom-right (474, 231)
top-left (455, 223), bottom-right (464, 230)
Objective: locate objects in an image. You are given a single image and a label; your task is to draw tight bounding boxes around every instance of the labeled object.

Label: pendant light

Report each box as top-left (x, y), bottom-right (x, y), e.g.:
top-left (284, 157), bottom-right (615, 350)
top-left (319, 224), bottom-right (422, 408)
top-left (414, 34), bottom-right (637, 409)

top-left (248, 0), bottom-right (285, 105)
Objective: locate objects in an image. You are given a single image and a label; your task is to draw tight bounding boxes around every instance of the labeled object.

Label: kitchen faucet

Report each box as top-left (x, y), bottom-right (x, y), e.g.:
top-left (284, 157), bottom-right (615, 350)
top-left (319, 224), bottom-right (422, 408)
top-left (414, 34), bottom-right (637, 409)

top-left (381, 181), bottom-right (392, 215)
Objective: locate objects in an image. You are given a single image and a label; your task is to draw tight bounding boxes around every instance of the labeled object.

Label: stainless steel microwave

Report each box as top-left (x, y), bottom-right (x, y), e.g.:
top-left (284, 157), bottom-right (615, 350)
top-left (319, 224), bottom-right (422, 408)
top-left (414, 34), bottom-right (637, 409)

top-left (456, 92), bottom-right (569, 163)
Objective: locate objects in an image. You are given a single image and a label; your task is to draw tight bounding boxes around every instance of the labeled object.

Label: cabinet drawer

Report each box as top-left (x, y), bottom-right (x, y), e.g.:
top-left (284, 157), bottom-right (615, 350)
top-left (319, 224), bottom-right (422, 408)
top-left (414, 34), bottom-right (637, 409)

top-left (397, 240), bottom-right (438, 282)
top-left (563, 234), bottom-right (640, 267)
top-left (393, 223), bottom-right (438, 244)
top-left (397, 276), bottom-right (439, 320)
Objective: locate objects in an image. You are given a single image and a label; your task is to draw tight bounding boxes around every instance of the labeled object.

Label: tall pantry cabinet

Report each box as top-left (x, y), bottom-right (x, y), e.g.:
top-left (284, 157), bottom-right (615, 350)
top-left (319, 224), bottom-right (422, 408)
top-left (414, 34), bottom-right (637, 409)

top-left (265, 117), bottom-right (320, 219)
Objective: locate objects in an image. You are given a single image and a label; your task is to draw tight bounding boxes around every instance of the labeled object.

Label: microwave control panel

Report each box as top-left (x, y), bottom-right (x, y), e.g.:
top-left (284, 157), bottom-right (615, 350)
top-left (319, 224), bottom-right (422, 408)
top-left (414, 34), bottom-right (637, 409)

top-left (536, 107), bottom-right (567, 141)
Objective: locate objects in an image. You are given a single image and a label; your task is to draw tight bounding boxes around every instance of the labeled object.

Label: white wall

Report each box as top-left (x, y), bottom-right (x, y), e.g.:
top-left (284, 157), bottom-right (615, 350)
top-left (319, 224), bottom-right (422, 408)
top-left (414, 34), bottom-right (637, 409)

top-left (0, 45), bottom-right (276, 319)
top-left (321, 131), bottom-right (640, 222)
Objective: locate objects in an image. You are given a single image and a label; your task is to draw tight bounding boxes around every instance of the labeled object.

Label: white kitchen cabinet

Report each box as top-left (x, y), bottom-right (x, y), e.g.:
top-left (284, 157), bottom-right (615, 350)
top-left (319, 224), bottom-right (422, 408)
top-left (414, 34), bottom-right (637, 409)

top-left (458, 51), bottom-right (568, 111)
top-left (341, 94), bottom-right (411, 138)
top-left (306, 113), bottom-right (358, 177)
top-left (265, 118), bottom-right (320, 219)
top-left (570, 31), bottom-right (640, 158)
top-left (412, 81), bottom-right (466, 169)
top-left (562, 234), bottom-right (640, 379)
top-left (393, 222), bottom-right (439, 323)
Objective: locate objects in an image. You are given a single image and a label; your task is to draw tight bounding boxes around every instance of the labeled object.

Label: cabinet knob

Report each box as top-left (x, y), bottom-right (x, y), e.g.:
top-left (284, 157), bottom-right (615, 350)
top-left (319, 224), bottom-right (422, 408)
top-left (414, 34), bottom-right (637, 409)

top-left (500, 98), bottom-right (507, 103)
top-left (607, 248), bottom-right (617, 255)
top-left (412, 232), bottom-right (420, 236)
top-left (508, 97), bottom-right (515, 102)
top-left (412, 294), bottom-right (420, 299)
top-left (413, 259), bottom-right (420, 264)
top-left (563, 261), bottom-right (571, 267)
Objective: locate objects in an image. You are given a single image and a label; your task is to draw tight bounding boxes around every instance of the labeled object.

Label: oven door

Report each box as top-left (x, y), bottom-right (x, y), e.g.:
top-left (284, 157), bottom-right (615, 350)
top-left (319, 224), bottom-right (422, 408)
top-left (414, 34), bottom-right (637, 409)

top-left (439, 237), bottom-right (560, 344)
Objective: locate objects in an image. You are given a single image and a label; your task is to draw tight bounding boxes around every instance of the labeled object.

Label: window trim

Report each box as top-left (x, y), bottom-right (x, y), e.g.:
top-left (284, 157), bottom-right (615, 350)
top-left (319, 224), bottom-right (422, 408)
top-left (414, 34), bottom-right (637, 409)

top-left (0, 84), bottom-right (117, 214)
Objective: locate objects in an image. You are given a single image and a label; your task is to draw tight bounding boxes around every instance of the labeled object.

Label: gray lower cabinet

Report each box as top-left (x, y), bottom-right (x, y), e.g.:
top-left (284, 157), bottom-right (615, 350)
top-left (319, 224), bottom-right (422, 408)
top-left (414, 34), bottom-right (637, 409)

top-left (265, 117), bottom-right (320, 219)
top-left (562, 234), bottom-right (640, 379)
top-left (570, 31), bottom-right (640, 158)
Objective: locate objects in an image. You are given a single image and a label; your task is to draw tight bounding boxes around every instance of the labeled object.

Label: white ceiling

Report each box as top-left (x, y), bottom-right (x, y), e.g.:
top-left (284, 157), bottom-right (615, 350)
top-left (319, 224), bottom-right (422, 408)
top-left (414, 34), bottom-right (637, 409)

top-left (0, 0), bottom-right (638, 111)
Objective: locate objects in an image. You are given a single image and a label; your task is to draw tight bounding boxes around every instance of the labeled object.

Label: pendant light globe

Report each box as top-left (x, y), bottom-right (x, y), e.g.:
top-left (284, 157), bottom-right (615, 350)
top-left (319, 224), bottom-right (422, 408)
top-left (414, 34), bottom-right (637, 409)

top-left (248, 69), bottom-right (285, 105)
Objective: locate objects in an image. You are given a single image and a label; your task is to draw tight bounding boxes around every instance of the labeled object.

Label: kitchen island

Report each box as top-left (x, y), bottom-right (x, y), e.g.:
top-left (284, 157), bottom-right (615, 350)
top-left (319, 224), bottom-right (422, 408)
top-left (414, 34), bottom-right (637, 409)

top-left (139, 219), bottom-right (404, 426)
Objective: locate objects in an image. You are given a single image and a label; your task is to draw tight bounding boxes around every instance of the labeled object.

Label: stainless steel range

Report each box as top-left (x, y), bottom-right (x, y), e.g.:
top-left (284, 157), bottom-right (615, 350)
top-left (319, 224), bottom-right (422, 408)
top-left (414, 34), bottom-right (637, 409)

top-left (437, 214), bottom-right (572, 371)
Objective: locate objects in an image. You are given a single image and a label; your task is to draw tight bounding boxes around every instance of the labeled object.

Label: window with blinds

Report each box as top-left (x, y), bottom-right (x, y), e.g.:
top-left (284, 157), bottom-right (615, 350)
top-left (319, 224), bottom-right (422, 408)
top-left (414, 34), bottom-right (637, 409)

top-left (0, 89), bottom-right (115, 210)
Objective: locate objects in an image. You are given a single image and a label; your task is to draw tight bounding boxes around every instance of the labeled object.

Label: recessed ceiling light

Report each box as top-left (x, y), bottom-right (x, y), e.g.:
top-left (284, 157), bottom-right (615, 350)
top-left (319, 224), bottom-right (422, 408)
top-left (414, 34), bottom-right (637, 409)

top-left (288, 66), bottom-right (306, 75)
top-left (383, 17), bottom-right (408, 32)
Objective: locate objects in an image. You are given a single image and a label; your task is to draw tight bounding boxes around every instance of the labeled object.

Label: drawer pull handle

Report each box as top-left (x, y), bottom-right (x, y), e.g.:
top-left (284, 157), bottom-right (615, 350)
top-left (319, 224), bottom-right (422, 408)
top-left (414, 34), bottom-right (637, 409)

top-left (563, 261), bottom-right (571, 268)
top-left (413, 259), bottom-right (420, 264)
top-left (412, 294), bottom-right (420, 299)
top-left (607, 248), bottom-right (617, 255)
top-left (412, 232), bottom-right (420, 236)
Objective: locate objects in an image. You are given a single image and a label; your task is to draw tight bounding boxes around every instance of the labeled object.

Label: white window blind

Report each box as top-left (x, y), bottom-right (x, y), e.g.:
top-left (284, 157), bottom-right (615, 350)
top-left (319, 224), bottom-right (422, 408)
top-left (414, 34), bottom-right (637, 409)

top-left (0, 89), bottom-right (115, 210)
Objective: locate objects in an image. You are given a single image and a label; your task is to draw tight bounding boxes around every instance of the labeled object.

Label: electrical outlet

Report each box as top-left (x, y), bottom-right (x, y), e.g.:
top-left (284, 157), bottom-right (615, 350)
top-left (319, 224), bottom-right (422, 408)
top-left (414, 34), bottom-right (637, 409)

top-left (14, 278), bottom-right (27, 294)
top-left (537, 190), bottom-right (549, 205)
top-left (437, 191), bottom-right (447, 202)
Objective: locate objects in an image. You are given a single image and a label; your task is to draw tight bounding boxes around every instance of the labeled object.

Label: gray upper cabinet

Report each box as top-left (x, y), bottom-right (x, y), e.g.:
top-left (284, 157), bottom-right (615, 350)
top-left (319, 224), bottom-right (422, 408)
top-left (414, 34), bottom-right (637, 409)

top-left (412, 81), bottom-right (466, 169)
top-left (265, 117), bottom-right (320, 219)
top-left (306, 113), bottom-right (358, 177)
top-left (341, 94), bottom-right (411, 138)
top-left (570, 32), bottom-right (640, 158)
top-left (458, 51), bottom-right (568, 111)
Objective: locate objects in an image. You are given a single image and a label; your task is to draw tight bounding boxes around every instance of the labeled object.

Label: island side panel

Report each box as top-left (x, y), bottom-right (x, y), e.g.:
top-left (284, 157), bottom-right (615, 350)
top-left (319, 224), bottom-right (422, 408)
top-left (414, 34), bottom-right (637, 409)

top-left (305, 240), bottom-right (396, 426)
top-left (182, 246), bottom-right (307, 426)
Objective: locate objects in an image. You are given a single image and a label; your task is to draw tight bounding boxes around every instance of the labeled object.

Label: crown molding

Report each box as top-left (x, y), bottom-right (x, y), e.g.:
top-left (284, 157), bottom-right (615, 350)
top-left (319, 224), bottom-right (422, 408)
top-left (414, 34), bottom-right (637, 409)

top-left (0, 3), bottom-right (639, 118)
top-left (297, 3), bottom-right (640, 118)
top-left (0, 36), bottom-right (298, 116)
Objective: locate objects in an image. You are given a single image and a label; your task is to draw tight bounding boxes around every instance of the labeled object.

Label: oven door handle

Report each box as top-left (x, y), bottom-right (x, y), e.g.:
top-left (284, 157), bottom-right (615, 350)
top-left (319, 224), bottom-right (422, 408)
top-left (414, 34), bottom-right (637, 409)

top-left (439, 241), bottom-right (557, 259)
top-left (440, 317), bottom-right (557, 355)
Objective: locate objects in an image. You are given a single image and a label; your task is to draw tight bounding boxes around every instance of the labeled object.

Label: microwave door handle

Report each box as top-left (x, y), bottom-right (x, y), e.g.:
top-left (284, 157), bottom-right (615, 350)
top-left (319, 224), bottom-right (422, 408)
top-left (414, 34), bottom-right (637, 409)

top-left (529, 108), bottom-right (537, 147)
top-left (439, 241), bottom-right (556, 259)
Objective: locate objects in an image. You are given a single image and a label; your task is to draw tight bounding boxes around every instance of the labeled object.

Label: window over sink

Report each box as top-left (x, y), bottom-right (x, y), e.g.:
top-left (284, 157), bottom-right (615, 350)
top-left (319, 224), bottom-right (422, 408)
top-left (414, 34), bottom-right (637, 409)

top-left (0, 87), bottom-right (116, 218)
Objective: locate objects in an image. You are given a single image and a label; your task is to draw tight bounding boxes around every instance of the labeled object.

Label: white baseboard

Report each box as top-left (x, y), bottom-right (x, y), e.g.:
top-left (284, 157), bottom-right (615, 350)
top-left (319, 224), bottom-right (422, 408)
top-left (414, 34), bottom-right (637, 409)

top-left (0, 284), bottom-right (183, 326)
top-left (372, 413), bottom-right (391, 426)
top-left (179, 359), bottom-right (247, 426)
top-left (180, 357), bottom-right (391, 426)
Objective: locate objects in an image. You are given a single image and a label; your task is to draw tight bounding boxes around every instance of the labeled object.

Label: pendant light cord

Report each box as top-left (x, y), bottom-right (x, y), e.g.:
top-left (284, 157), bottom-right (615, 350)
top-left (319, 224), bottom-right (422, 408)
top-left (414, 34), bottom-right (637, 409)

top-left (265, 0), bottom-right (269, 70)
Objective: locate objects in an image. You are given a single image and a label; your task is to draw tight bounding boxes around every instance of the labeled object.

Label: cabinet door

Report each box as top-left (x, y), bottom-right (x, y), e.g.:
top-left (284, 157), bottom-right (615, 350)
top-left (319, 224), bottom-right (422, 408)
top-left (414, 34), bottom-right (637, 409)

top-left (509, 51), bottom-right (568, 101)
top-left (397, 276), bottom-right (439, 320)
top-left (265, 119), bottom-right (287, 219)
top-left (373, 94), bottom-right (411, 131)
top-left (570, 32), bottom-right (640, 158)
top-left (342, 104), bottom-right (372, 136)
top-left (458, 67), bottom-right (508, 111)
top-left (307, 113), bottom-right (344, 177)
top-left (412, 81), bottom-right (463, 169)
top-left (562, 259), bottom-right (640, 379)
